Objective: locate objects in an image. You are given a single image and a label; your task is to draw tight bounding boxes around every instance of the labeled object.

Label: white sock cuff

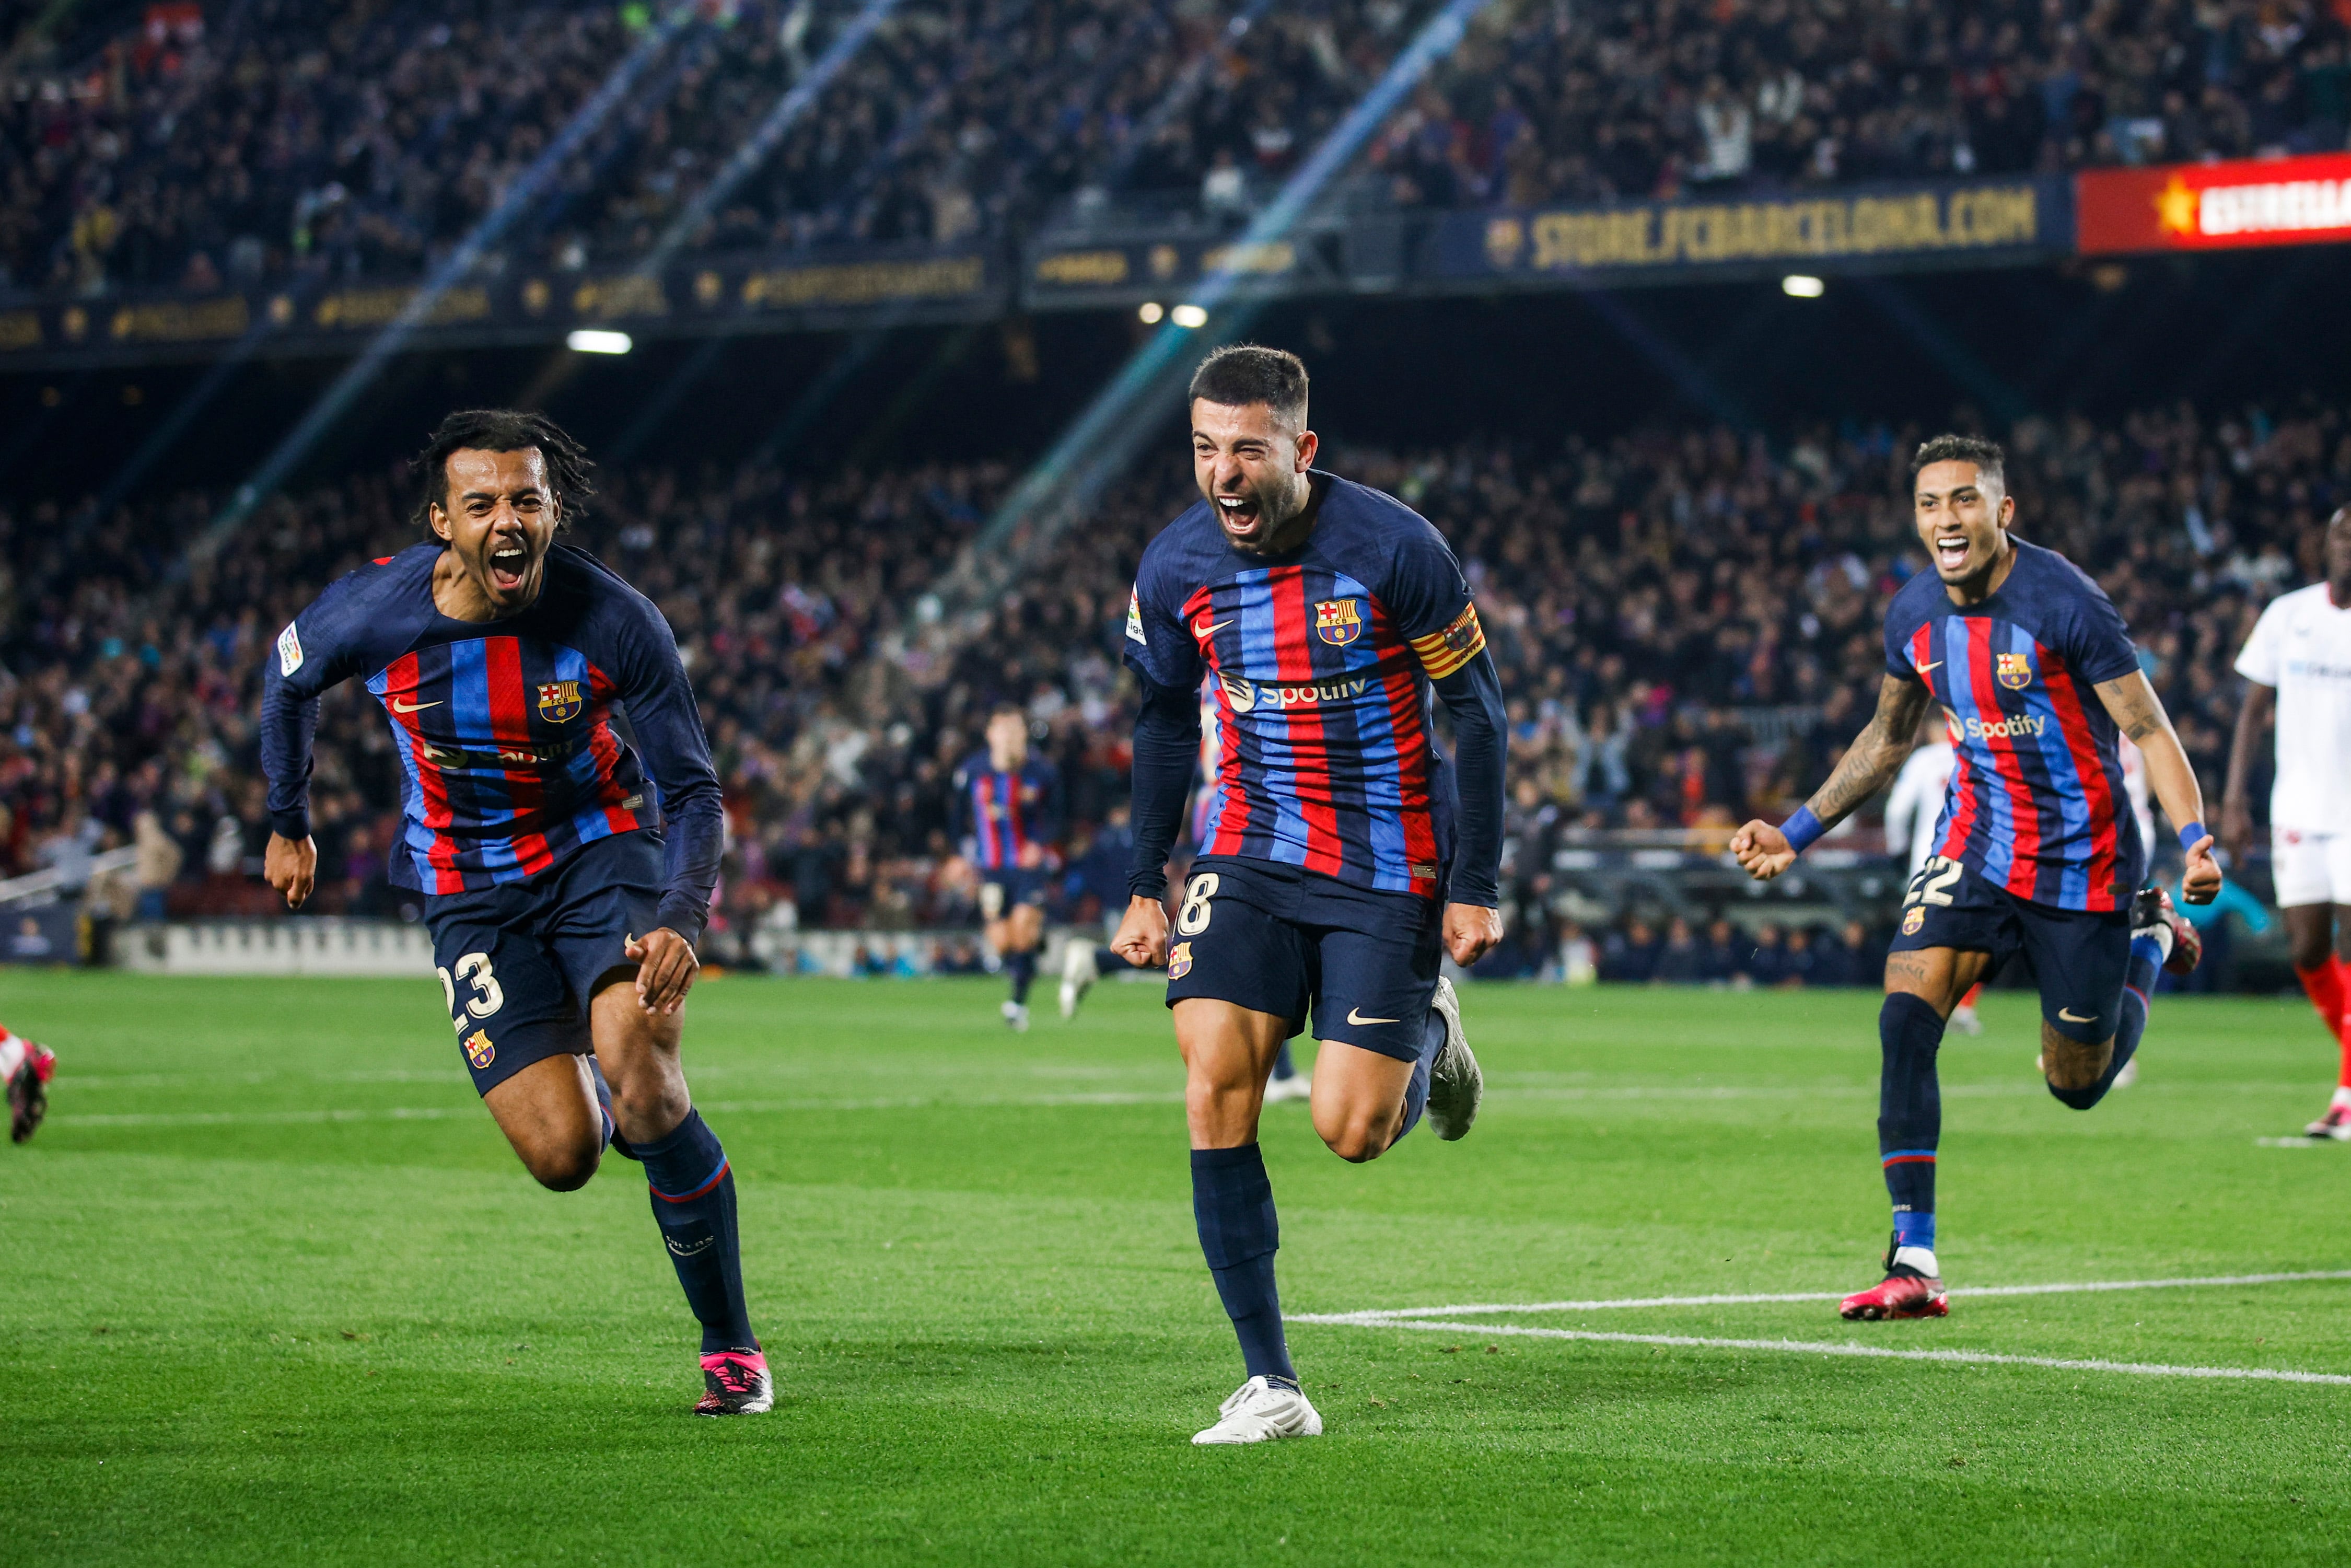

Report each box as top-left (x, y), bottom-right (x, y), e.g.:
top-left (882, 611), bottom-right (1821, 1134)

top-left (1892, 1245), bottom-right (1940, 1277)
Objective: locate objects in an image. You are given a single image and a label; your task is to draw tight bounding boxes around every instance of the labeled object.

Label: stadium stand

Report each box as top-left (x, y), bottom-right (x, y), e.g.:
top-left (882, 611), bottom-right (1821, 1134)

top-left (4, 0), bottom-right (2346, 293)
top-left (2, 394), bottom-right (2333, 978)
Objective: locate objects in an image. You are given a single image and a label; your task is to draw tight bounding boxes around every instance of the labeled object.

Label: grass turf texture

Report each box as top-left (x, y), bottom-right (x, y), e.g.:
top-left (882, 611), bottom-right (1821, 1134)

top-left (7, 972), bottom-right (2350, 1565)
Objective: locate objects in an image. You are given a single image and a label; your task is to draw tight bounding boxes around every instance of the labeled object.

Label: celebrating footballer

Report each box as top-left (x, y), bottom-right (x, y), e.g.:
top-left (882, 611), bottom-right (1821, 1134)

top-left (1732, 435), bottom-right (2218, 1320)
top-left (1112, 345), bottom-right (1507, 1444)
top-left (259, 410), bottom-right (770, 1416)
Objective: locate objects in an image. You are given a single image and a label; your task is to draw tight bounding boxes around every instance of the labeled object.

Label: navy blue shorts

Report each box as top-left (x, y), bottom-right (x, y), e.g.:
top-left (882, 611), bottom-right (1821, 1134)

top-left (979, 868), bottom-right (1045, 920)
top-left (1891, 855), bottom-right (2133, 1043)
top-left (423, 829), bottom-right (666, 1096)
top-left (1162, 855), bottom-right (1442, 1062)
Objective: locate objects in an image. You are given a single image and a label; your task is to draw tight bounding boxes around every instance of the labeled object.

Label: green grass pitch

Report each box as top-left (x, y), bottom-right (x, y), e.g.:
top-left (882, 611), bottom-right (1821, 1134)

top-left (8, 970), bottom-right (2351, 1565)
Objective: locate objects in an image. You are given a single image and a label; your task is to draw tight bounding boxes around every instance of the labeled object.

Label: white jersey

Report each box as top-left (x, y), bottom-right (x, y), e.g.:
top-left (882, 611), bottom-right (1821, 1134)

top-left (2235, 582), bottom-right (2351, 831)
top-left (1885, 738), bottom-right (1955, 874)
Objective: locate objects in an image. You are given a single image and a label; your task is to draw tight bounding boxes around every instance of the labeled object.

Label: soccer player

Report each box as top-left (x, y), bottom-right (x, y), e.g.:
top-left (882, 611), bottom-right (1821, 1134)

top-left (951, 704), bottom-right (1062, 1030)
top-left (1112, 345), bottom-right (1505, 1443)
top-left (2222, 506), bottom-right (2351, 1140)
top-left (2, 1022), bottom-right (56, 1144)
top-left (258, 410), bottom-right (768, 1415)
top-left (1731, 434), bottom-right (2216, 1320)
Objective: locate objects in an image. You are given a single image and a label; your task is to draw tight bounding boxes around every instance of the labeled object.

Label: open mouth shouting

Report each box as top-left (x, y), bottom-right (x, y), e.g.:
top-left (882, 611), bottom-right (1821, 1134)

top-left (1214, 489), bottom-right (1266, 544)
top-left (1932, 531), bottom-right (1976, 578)
top-left (485, 536), bottom-right (534, 598)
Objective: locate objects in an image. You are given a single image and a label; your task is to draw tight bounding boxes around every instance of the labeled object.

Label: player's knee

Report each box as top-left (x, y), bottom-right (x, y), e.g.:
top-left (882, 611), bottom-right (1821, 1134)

top-left (1312, 1101), bottom-right (1389, 1163)
top-left (2041, 1031), bottom-right (2111, 1096)
top-left (525, 1139), bottom-right (601, 1191)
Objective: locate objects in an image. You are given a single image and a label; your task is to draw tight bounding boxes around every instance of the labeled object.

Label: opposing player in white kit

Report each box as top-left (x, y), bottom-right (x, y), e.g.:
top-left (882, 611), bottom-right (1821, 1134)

top-left (2224, 508), bottom-right (2351, 1139)
top-left (1883, 710), bottom-right (1982, 1033)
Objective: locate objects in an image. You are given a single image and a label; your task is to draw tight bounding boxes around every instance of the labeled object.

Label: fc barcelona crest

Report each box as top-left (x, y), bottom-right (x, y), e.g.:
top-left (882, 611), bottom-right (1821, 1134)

top-left (1167, 941), bottom-right (1193, 979)
top-left (1314, 598), bottom-right (1364, 647)
top-left (462, 1030), bottom-right (495, 1070)
top-left (536, 680), bottom-right (583, 723)
top-left (1995, 652), bottom-right (2033, 690)
top-left (1902, 907), bottom-right (1925, 936)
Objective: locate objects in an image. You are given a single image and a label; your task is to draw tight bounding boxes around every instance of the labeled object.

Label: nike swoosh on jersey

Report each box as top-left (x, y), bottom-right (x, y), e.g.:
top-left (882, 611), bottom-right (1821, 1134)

top-left (1914, 660), bottom-right (1942, 673)
top-left (1346, 1007), bottom-right (1400, 1026)
top-left (2057, 1007), bottom-right (2096, 1023)
top-left (1194, 618), bottom-right (1235, 638)
top-left (391, 697), bottom-right (442, 714)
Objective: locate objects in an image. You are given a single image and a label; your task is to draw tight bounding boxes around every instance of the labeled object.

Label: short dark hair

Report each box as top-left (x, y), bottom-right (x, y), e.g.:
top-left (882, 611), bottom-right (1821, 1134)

top-left (411, 409), bottom-right (596, 535)
top-left (1188, 344), bottom-right (1308, 428)
top-left (1910, 433), bottom-right (2006, 493)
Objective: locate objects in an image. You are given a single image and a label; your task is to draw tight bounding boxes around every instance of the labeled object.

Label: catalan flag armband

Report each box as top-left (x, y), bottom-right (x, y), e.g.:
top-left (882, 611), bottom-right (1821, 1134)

top-left (1410, 602), bottom-right (1486, 679)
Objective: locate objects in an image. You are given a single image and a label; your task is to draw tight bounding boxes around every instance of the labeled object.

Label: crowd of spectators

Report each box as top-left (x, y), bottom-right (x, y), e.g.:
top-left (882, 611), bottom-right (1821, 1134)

top-left (5, 0), bottom-right (2349, 296)
top-left (2, 387), bottom-right (2338, 981)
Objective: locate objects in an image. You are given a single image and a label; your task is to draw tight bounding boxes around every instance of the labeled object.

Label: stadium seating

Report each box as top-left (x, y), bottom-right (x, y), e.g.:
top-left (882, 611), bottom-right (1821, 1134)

top-left (1, 397), bottom-right (2326, 980)
top-left (3, 0), bottom-right (2344, 294)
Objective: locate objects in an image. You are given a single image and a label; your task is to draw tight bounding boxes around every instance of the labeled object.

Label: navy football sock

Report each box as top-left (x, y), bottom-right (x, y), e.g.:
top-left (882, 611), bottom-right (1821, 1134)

top-left (1271, 1040), bottom-right (1298, 1083)
top-left (1878, 993), bottom-right (1944, 1255)
top-left (636, 1110), bottom-right (757, 1354)
top-left (1395, 1008), bottom-right (1445, 1140)
top-left (586, 1058), bottom-right (635, 1160)
top-left (2049, 935), bottom-right (2162, 1111)
top-left (1191, 1144), bottom-right (1294, 1383)
top-left (1007, 948), bottom-right (1035, 1005)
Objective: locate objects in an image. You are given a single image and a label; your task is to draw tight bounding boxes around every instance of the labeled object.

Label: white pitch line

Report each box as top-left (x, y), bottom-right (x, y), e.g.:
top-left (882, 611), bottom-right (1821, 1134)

top-left (1322, 1269), bottom-right (2351, 1321)
top-left (1285, 1314), bottom-right (2351, 1387)
top-left (47, 1090), bottom-right (1188, 1128)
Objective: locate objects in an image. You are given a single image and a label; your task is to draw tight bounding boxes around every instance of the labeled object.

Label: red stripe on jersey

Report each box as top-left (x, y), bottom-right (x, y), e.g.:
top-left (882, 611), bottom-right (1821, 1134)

top-left (1271, 571), bottom-right (1344, 877)
top-left (385, 652), bottom-right (465, 894)
top-left (2039, 651), bottom-right (2122, 911)
top-left (483, 638), bottom-right (555, 876)
top-left (582, 660), bottom-right (642, 837)
top-left (1190, 586), bottom-right (1253, 857)
top-left (1366, 597), bottom-right (1438, 887)
top-left (1962, 624), bottom-right (2042, 899)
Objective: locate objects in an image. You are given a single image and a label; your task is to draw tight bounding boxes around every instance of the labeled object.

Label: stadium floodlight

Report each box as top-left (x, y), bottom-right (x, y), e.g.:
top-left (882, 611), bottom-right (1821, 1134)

top-left (1169, 304), bottom-right (1209, 329)
top-left (1138, 302), bottom-right (1165, 324)
top-left (1783, 274), bottom-right (1826, 298)
top-left (566, 329), bottom-right (634, 355)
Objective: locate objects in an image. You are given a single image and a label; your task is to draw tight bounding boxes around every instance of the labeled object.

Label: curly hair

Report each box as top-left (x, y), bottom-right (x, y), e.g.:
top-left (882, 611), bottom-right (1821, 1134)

top-left (411, 409), bottom-right (597, 535)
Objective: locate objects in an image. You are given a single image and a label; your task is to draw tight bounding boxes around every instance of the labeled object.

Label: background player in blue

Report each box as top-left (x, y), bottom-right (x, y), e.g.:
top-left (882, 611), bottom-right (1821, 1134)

top-left (257, 410), bottom-right (769, 1416)
top-left (951, 704), bottom-right (1062, 1030)
top-left (1732, 434), bottom-right (2219, 1321)
top-left (1111, 345), bottom-right (1506, 1444)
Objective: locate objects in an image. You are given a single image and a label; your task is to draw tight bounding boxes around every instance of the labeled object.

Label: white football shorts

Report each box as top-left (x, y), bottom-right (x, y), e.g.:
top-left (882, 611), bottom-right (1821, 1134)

top-left (2270, 826), bottom-right (2351, 908)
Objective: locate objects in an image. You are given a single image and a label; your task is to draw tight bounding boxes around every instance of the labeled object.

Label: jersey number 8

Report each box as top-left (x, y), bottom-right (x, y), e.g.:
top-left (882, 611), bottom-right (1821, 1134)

top-left (1177, 873), bottom-right (1219, 936)
top-left (437, 952), bottom-right (506, 1031)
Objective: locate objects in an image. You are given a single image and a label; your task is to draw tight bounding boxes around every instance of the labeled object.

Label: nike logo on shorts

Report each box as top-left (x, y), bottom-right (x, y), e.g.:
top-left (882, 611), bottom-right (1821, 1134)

top-left (1346, 1007), bottom-right (1400, 1026)
top-left (2058, 1007), bottom-right (2096, 1023)
top-left (391, 696), bottom-right (441, 714)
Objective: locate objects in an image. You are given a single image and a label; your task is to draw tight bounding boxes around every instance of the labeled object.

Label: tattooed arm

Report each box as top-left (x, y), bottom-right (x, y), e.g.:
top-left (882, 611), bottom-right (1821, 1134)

top-left (2093, 668), bottom-right (2221, 903)
top-left (1730, 674), bottom-right (1933, 882)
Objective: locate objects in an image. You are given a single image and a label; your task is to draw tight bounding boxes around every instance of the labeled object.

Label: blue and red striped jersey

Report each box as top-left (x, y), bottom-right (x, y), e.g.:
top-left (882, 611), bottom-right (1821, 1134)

top-left (1882, 539), bottom-right (2147, 912)
top-left (949, 752), bottom-right (1062, 870)
top-left (1125, 473), bottom-right (1493, 901)
top-left (259, 543), bottom-right (722, 939)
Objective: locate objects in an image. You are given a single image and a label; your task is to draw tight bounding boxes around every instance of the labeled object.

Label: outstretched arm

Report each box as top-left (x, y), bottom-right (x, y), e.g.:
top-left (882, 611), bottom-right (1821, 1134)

top-left (1731, 674), bottom-right (1931, 881)
top-left (1431, 647), bottom-right (1507, 966)
top-left (1112, 673), bottom-right (1200, 968)
top-left (2219, 679), bottom-right (2274, 865)
top-left (259, 648), bottom-right (323, 909)
top-left (2094, 668), bottom-right (2220, 903)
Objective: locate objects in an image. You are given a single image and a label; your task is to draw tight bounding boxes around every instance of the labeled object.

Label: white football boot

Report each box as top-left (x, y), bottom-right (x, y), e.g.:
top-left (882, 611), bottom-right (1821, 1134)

top-left (1192, 1375), bottom-right (1323, 1445)
top-left (1000, 998), bottom-right (1030, 1032)
top-left (1058, 942), bottom-right (1098, 1020)
top-left (1424, 977), bottom-right (1482, 1141)
top-left (1263, 1071), bottom-right (1312, 1103)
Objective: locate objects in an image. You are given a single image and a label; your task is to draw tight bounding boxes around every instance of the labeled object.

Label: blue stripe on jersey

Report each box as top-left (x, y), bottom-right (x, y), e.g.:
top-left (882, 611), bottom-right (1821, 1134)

top-left (446, 640), bottom-right (526, 882)
top-left (1326, 568), bottom-right (1412, 890)
top-left (552, 645), bottom-right (616, 851)
top-left (2012, 622), bottom-right (2091, 908)
top-left (1234, 569), bottom-right (1309, 868)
